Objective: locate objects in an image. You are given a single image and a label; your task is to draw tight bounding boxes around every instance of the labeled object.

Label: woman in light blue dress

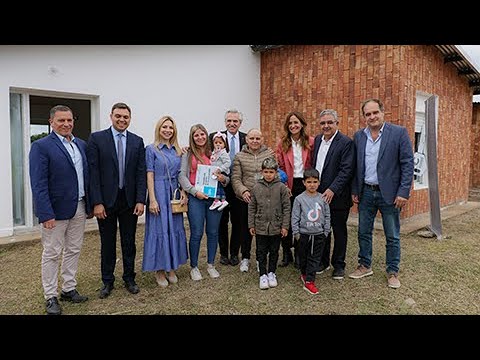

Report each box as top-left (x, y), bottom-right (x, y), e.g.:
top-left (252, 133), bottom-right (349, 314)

top-left (142, 116), bottom-right (188, 287)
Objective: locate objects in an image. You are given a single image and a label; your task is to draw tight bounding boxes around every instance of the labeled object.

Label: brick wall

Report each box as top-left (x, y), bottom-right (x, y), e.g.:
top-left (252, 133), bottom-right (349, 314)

top-left (259, 45), bottom-right (473, 218)
top-left (471, 103), bottom-right (480, 188)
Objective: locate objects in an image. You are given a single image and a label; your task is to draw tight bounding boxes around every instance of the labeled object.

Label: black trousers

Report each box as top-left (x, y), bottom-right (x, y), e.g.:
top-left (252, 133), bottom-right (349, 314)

top-left (256, 234), bottom-right (281, 276)
top-left (298, 233), bottom-right (326, 283)
top-left (238, 199), bottom-right (253, 260)
top-left (283, 178), bottom-right (305, 252)
top-left (218, 184), bottom-right (242, 259)
top-left (97, 189), bottom-right (138, 285)
top-left (320, 208), bottom-right (350, 270)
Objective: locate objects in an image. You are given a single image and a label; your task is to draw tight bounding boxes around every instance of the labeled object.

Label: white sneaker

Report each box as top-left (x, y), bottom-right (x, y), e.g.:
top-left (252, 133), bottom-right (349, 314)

top-left (217, 200), bottom-right (229, 211)
top-left (259, 274), bottom-right (269, 290)
top-left (267, 272), bottom-right (278, 287)
top-left (207, 264), bottom-right (220, 278)
top-left (239, 258), bottom-right (250, 272)
top-left (209, 200), bottom-right (222, 210)
top-left (190, 267), bottom-right (203, 281)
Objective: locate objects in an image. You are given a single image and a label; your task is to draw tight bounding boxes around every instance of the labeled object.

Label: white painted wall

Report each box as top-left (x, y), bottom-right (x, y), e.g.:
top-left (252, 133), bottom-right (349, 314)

top-left (0, 45), bottom-right (261, 236)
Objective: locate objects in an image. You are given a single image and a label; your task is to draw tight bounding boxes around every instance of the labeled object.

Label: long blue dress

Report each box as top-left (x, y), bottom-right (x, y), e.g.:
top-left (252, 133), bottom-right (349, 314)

top-left (142, 143), bottom-right (188, 272)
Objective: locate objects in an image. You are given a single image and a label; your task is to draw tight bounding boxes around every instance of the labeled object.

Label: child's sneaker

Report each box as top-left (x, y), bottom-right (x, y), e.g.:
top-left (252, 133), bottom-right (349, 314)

top-left (217, 200), bottom-right (229, 211)
top-left (267, 272), bottom-right (278, 287)
top-left (209, 199), bottom-right (222, 210)
top-left (259, 274), bottom-right (269, 290)
top-left (303, 281), bottom-right (319, 295)
top-left (239, 258), bottom-right (250, 272)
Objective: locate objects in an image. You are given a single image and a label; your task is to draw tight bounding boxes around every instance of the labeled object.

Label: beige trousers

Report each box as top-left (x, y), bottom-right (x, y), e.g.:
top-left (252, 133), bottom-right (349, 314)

top-left (41, 200), bottom-right (86, 300)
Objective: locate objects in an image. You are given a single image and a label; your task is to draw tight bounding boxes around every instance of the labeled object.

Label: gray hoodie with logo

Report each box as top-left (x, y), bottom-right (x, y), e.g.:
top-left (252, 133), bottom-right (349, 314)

top-left (291, 191), bottom-right (330, 237)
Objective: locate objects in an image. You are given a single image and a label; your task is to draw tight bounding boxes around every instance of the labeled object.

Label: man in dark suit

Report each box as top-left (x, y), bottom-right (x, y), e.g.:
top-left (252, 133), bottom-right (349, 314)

top-left (87, 102), bottom-right (146, 298)
top-left (349, 98), bottom-right (414, 289)
top-left (29, 105), bottom-right (90, 315)
top-left (208, 109), bottom-right (246, 266)
top-left (312, 109), bottom-right (355, 280)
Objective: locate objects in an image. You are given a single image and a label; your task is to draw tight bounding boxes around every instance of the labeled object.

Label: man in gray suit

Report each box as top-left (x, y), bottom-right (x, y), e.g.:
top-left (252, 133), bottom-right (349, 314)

top-left (349, 98), bottom-right (414, 289)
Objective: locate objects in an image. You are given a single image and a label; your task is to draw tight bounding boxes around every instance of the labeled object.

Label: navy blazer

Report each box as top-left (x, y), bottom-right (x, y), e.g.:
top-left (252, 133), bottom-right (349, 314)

top-left (352, 122), bottom-right (414, 205)
top-left (311, 131), bottom-right (355, 210)
top-left (87, 127), bottom-right (146, 209)
top-left (29, 132), bottom-right (90, 223)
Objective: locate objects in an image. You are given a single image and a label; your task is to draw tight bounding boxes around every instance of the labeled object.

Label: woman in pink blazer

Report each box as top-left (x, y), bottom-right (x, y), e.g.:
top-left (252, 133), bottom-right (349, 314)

top-left (275, 111), bottom-right (314, 267)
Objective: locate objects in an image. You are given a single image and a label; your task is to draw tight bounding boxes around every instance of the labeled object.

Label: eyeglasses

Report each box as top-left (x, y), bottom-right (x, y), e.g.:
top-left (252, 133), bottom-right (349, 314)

top-left (319, 120), bottom-right (336, 126)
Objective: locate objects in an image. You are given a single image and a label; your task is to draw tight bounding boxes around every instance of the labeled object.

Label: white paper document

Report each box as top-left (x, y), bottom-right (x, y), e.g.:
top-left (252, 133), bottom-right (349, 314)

top-left (195, 164), bottom-right (218, 198)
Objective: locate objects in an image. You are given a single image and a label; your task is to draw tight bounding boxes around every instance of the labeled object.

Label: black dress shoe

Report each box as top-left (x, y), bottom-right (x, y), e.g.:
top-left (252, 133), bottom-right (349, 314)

top-left (99, 283), bottom-right (114, 299)
top-left (60, 289), bottom-right (88, 303)
top-left (125, 281), bottom-right (140, 294)
top-left (229, 255), bottom-right (239, 266)
top-left (46, 297), bottom-right (62, 315)
top-left (219, 255), bottom-right (230, 265)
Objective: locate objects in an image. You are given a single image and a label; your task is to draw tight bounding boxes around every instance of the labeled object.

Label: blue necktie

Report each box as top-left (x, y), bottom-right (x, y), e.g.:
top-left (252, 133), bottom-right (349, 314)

top-left (117, 133), bottom-right (124, 189)
top-left (230, 135), bottom-right (236, 161)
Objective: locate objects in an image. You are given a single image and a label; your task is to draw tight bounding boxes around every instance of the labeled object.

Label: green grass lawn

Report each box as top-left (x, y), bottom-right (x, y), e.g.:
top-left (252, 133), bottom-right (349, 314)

top-left (1, 208), bottom-right (479, 315)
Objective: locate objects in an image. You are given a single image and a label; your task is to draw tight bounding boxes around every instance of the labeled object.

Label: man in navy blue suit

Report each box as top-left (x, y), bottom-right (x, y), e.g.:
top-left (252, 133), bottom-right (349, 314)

top-left (349, 98), bottom-right (414, 289)
top-left (312, 109), bottom-right (355, 280)
top-left (29, 105), bottom-right (90, 315)
top-left (87, 102), bottom-right (146, 298)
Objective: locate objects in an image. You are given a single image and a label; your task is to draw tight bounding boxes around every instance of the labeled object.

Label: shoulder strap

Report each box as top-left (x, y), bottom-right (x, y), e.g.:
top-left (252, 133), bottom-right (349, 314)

top-left (158, 147), bottom-right (175, 198)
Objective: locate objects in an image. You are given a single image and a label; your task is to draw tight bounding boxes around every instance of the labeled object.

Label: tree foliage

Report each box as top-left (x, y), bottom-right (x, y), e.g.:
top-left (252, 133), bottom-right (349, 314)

top-left (31, 132), bottom-right (48, 143)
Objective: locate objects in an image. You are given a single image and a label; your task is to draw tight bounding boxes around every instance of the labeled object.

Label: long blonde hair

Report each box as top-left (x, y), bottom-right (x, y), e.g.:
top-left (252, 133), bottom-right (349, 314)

top-left (153, 115), bottom-right (182, 156)
top-left (188, 123), bottom-right (211, 167)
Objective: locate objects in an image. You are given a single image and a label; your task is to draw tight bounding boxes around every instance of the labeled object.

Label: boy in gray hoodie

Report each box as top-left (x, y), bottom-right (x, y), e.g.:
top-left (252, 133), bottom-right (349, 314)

top-left (291, 168), bottom-right (331, 295)
top-left (248, 157), bottom-right (291, 290)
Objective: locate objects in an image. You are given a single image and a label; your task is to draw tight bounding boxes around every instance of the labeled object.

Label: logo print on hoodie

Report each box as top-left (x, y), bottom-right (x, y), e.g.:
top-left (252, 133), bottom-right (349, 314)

top-left (307, 202), bottom-right (322, 222)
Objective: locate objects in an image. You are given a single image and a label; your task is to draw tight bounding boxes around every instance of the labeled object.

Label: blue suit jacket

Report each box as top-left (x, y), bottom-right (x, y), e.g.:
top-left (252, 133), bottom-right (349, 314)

top-left (311, 131), bottom-right (355, 210)
top-left (352, 122), bottom-right (414, 205)
top-left (29, 132), bottom-right (90, 223)
top-left (87, 127), bottom-right (146, 209)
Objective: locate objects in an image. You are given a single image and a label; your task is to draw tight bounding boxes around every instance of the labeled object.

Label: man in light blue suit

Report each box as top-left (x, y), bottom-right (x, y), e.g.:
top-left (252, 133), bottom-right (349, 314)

top-left (349, 99), bottom-right (414, 289)
top-left (29, 105), bottom-right (90, 315)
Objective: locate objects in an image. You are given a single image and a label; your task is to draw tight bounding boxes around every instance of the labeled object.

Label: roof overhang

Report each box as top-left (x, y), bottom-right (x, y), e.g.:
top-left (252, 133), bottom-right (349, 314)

top-left (250, 45), bottom-right (284, 52)
top-left (251, 45), bottom-right (480, 96)
top-left (435, 45), bottom-right (480, 95)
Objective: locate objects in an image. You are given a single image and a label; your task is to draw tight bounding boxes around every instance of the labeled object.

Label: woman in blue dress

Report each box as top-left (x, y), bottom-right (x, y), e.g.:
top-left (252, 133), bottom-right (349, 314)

top-left (143, 116), bottom-right (188, 287)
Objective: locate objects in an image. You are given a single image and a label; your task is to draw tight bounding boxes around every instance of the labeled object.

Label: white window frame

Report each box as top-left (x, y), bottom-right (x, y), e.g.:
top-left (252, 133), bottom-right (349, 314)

top-left (10, 87), bottom-right (98, 232)
top-left (414, 91), bottom-right (436, 190)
